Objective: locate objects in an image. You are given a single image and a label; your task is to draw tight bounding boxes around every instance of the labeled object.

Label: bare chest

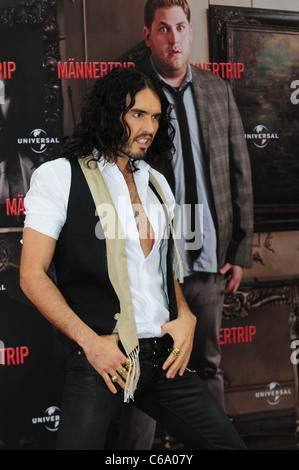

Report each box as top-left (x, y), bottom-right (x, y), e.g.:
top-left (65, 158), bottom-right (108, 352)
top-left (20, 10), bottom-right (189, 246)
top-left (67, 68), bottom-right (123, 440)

top-left (123, 171), bottom-right (154, 258)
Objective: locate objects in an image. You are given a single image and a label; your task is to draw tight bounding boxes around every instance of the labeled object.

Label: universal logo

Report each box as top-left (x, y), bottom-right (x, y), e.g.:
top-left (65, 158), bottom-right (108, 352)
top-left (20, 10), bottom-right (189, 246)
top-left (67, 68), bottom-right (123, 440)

top-left (32, 406), bottom-right (60, 432)
top-left (17, 129), bottom-right (60, 154)
top-left (245, 125), bottom-right (279, 148)
top-left (255, 381), bottom-right (291, 406)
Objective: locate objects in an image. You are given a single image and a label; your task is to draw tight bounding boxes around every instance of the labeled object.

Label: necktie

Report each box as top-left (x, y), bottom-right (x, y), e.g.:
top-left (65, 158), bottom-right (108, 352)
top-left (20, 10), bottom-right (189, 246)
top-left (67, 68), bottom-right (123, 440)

top-left (165, 82), bottom-right (201, 260)
top-left (0, 160), bottom-right (9, 204)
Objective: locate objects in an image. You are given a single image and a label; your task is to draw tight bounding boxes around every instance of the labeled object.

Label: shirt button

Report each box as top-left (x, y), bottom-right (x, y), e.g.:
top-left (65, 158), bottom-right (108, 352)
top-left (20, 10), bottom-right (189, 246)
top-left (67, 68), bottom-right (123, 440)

top-left (114, 313), bottom-right (121, 320)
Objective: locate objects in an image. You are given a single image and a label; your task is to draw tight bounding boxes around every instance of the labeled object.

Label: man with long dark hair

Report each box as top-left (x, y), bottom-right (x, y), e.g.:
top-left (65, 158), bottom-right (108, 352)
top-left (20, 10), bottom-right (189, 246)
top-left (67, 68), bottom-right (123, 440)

top-left (20, 68), bottom-right (245, 450)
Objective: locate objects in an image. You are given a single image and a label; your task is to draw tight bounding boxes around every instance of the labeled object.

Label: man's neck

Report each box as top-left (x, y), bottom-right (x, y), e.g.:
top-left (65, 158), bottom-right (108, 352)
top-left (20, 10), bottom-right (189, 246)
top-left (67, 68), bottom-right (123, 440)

top-left (162, 71), bottom-right (187, 88)
top-left (116, 155), bottom-right (131, 175)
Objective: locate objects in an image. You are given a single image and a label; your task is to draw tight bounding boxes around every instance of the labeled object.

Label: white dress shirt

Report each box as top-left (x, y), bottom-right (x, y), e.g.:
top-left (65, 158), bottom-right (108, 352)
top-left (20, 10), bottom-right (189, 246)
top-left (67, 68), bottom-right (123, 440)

top-left (24, 157), bottom-right (175, 338)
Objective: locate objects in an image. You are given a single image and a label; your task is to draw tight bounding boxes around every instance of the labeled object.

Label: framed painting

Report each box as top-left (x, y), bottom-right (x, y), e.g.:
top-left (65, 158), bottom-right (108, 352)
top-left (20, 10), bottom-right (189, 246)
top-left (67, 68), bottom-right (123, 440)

top-left (209, 6), bottom-right (299, 232)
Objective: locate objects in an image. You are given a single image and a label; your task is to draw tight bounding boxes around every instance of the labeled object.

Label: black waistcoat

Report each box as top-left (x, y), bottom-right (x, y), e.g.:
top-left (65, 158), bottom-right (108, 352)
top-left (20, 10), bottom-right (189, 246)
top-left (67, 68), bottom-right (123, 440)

top-left (53, 159), bottom-right (177, 345)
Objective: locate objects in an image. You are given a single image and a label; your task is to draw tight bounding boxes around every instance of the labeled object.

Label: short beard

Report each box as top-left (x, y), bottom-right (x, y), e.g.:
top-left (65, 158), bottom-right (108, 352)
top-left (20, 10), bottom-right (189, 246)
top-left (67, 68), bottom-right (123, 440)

top-left (119, 144), bottom-right (147, 162)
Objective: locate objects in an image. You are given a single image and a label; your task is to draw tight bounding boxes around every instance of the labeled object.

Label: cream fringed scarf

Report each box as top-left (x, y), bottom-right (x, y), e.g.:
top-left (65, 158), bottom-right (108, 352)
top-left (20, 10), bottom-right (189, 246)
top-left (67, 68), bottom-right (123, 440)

top-left (79, 156), bottom-right (183, 402)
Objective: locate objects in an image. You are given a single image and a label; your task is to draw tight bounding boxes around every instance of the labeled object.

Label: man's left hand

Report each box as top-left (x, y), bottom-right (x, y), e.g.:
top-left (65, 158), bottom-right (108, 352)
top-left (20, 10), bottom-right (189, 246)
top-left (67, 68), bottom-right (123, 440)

top-left (161, 306), bottom-right (196, 380)
top-left (219, 263), bottom-right (244, 294)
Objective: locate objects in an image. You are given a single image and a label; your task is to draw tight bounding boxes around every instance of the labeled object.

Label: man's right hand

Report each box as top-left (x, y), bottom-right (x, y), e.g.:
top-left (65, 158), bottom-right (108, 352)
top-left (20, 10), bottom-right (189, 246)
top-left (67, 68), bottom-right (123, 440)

top-left (83, 333), bottom-right (128, 394)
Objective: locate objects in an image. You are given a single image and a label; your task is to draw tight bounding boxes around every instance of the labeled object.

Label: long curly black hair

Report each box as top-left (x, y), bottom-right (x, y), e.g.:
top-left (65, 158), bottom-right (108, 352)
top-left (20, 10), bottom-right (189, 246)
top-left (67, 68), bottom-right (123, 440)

top-left (60, 67), bottom-right (175, 172)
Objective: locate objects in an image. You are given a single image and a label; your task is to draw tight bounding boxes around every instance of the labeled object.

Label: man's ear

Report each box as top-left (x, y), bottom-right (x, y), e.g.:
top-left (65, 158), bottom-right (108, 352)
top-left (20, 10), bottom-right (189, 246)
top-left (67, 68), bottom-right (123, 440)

top-left (143, 26), bottom-right (151, 47)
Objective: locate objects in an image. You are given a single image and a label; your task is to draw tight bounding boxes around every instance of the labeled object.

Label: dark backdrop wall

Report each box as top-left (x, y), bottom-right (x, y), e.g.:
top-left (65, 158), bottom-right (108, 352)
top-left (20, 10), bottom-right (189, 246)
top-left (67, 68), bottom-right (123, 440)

top-left (0, 0), bottom-right (64, 450)
top-left (0, 0), bottom-right (298, 450)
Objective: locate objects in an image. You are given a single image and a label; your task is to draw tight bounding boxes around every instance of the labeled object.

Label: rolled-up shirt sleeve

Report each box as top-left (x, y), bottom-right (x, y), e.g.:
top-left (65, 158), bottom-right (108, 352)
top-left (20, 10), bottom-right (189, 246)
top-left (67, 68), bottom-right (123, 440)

top-left (24, 159), bottom-right (71, 240)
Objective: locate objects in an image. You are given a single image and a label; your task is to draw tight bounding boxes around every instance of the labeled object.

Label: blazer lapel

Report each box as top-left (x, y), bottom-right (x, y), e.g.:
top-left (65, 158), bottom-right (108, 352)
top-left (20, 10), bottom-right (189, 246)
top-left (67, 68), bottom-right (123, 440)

top-left (191, 73), bottom-right (210, 158)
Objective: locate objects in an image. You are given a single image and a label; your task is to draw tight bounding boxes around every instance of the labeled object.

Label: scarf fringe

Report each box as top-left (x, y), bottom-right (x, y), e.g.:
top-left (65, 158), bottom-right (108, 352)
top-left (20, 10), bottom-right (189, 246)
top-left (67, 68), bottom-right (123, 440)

top-left (124, 346), bottom-right (140, 403)
top-left (172, 238), bottom-right (187, 284)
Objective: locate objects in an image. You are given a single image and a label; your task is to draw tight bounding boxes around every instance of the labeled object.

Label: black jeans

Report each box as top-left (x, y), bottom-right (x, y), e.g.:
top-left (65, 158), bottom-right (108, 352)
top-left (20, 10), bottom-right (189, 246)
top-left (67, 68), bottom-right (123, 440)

top-left (56, 336), bottom-right (246, 450)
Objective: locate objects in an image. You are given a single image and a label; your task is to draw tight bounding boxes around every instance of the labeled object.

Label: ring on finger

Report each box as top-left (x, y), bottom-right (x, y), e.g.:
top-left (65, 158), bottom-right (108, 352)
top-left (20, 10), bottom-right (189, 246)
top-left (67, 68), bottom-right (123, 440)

top-left (172, 347), bottom-right (180, 357)
top-left (111, 374), bottom-right (118, 383)
top-left (119, 368), bottom-right (127, 376)
top-left (123, 357), bottom-right (131, 370)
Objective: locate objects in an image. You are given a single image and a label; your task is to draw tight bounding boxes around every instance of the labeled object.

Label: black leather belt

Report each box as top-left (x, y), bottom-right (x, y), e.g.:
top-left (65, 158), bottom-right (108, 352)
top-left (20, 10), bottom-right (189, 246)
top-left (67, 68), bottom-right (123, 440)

top-left (138, 334), bottom-right (173, 354)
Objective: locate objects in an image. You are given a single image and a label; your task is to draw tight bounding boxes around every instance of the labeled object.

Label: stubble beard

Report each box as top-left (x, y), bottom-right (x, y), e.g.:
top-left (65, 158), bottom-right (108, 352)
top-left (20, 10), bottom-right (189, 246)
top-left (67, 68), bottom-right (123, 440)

top-left (120, 144), bottom-right (147, 162)
top-left (120, 135), bottom-right (152, 161)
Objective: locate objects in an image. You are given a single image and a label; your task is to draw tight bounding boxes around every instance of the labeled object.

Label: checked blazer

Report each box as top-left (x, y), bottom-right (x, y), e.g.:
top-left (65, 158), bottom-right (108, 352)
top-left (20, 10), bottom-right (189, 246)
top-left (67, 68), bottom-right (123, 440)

top-left (142, 59), bottom-right (254, 271)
